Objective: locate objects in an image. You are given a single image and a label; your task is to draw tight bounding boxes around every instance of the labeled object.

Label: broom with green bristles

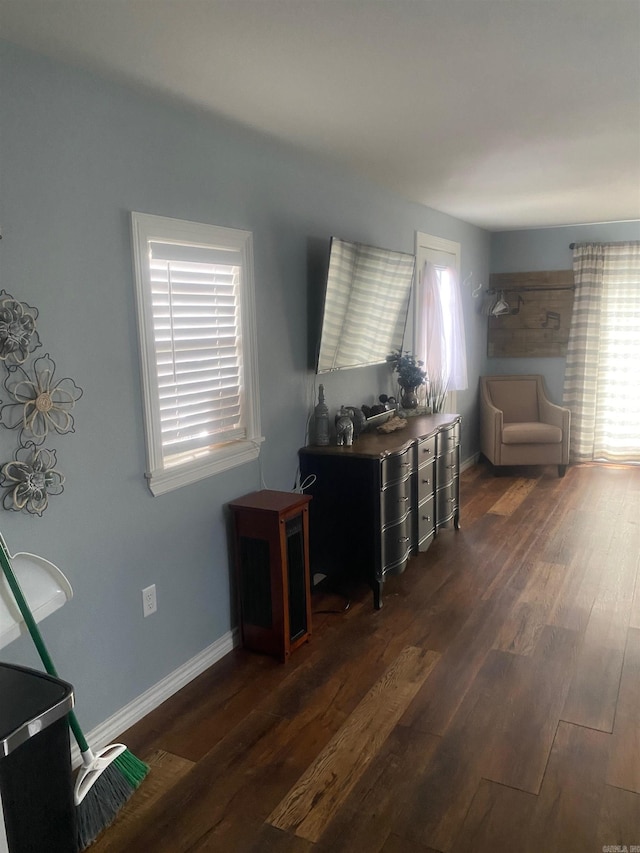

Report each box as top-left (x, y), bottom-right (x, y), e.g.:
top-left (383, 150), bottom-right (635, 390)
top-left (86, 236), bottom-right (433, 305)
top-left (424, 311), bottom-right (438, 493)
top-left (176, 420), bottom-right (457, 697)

top-left (0, 533), bottom-right (149, 850)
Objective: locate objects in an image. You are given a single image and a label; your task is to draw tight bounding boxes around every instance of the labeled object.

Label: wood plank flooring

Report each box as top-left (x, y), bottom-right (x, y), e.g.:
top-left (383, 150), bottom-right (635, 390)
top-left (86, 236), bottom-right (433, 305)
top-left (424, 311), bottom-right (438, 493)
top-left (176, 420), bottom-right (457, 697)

top-left (91, 462), bottom-right (640, 852)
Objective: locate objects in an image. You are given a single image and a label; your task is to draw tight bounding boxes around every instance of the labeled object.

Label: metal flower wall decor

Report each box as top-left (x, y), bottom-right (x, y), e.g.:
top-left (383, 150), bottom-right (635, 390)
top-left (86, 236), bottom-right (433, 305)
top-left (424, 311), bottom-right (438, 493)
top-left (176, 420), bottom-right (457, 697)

top-left (0, 443), bottom-right (65, 516)
top-left (0, 353), bottom-right (83, 446)
top-left (0, 290), bottom-right (82, 515)
top-left (0, 290), bottom-right (41, 367)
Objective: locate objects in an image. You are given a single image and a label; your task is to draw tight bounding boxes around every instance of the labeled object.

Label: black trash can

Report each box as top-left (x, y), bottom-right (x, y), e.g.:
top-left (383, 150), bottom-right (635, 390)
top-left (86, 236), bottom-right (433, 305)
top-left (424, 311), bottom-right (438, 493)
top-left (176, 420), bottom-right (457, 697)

top-left (0, 662), bottom-right (76, 853)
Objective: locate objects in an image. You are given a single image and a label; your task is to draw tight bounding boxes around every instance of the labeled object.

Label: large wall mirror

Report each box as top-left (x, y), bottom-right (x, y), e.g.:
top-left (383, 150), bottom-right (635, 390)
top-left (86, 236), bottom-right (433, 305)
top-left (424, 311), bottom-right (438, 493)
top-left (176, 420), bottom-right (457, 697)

top-left (316, 238), bottom-right (415, 374)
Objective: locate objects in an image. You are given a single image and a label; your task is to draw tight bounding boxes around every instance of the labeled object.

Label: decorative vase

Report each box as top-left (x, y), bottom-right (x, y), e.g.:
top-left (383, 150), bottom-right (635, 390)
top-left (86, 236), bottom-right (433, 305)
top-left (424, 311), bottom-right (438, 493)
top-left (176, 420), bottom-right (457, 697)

top-left (400, 386), bottom-right (419, 409)
top-left (313, 384), bottom-right (330, 446)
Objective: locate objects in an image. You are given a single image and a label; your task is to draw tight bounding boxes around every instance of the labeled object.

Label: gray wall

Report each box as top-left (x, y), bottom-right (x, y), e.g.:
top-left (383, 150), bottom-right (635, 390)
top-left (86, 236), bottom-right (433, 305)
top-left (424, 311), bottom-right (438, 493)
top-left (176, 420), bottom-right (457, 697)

top-left (489, 221), bottom-right (640, 402)
top-left (0, 40), bottom-right (490, 730)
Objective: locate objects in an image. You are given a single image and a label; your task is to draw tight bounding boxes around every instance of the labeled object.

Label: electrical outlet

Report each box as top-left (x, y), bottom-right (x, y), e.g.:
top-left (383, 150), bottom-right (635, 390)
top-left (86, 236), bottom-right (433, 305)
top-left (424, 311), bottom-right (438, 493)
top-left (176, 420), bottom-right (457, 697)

top-left (142, 584), bottom-right (157, 617)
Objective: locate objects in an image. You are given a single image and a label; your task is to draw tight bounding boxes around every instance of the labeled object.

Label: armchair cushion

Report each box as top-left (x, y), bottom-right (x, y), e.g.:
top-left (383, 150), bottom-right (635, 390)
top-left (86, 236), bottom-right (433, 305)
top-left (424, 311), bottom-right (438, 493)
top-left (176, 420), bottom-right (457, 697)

top-left (502, 422), bottom-right (563, 445)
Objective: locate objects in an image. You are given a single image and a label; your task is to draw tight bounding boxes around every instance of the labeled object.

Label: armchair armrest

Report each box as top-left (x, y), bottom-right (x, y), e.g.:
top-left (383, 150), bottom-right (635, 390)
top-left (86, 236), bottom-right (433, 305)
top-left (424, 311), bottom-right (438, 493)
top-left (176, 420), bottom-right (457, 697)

top-left (538, 394), bottom-right (570, 431)
top-left (480, 387), bottom-right (503, 464)
top-left (538, 391), bottom-right (571, 465)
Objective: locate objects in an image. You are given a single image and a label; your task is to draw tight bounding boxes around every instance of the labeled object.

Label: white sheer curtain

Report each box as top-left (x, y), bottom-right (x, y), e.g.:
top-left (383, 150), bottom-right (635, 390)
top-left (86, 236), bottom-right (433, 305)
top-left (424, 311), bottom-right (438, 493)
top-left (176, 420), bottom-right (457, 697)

top-left (563, 241), bottom-right (640, 463)
top-left (416, 261), bottom-right (468, 407)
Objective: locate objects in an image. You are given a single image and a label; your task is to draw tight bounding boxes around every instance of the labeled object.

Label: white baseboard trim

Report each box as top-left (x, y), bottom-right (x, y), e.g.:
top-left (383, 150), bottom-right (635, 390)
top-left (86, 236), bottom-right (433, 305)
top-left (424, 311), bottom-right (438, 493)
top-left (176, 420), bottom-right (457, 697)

top-left (460, 452), bottom-right (480, 472)
top-left (71, 627), bottom-right (240, 767)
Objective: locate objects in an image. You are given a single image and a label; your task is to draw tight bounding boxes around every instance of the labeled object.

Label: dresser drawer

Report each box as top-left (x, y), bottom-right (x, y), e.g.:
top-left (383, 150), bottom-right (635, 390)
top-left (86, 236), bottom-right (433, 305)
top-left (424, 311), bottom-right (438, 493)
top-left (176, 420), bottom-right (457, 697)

top-left (381, 448), bottom-right (413, 486)
top-left (437, 447), bottom-right (458, 485)
top-left (436, 479), bottom-right (458, 524)
top-left (381, 475), bottom-right (412, 527)
top-left (437, 422), bottom-right (460, 455)
top-left (416, 435), bottom-right (437, 465)
top-left (381, 516), bottom-right (412, 573)
top-left (418, 526), bottom-right (436, 552)
top-left (417, 459), bottom-right (436, 503)
top-left (417, 495), bottom-right (435, 546)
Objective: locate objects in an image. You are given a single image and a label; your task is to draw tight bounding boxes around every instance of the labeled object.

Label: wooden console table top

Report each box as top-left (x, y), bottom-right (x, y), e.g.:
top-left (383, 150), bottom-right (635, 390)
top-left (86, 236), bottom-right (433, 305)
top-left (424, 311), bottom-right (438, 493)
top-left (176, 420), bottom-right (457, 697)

top-left (229, 489), bottom-right (311, 514)
top-left (300, 413), bottom-right (461, 460)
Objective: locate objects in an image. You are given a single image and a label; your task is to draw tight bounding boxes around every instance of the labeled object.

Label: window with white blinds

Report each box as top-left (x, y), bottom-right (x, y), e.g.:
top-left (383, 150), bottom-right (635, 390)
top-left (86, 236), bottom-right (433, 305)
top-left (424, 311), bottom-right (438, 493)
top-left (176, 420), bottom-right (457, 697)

top-left (131, 213), bottom-right (261, 495)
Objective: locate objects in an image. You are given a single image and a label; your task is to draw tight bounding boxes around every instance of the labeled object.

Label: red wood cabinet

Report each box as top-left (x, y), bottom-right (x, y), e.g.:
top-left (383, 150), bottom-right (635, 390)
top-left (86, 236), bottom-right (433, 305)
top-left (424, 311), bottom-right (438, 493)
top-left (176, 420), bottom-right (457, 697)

top-left (229, 490), bottom-right (312, 662)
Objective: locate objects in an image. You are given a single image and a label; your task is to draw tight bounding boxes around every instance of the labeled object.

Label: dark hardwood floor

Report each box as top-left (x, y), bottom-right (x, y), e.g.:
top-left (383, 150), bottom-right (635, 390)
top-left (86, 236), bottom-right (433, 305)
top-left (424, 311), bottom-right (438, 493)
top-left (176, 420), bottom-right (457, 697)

top-left (92, 461), bottom-right (640, 852)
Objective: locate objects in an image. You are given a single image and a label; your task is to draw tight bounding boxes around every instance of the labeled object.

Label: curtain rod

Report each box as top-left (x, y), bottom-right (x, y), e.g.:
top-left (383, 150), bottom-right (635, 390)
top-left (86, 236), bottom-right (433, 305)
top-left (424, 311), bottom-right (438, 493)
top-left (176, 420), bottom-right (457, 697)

top-left (570, 241), bottom-right (639, 249)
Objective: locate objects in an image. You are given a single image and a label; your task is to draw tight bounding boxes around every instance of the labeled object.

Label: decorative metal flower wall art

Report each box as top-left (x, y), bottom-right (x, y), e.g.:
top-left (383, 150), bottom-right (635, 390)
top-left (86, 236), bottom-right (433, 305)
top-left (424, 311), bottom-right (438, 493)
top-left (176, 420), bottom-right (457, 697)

top-left (0, 290), bottom-right (41, 368)
top-left (0, 442), bottom-right (65, 516)
top-left (0, 288), bottom-right (82, 515)
top-left (0, 353), bottom-right (83, 446)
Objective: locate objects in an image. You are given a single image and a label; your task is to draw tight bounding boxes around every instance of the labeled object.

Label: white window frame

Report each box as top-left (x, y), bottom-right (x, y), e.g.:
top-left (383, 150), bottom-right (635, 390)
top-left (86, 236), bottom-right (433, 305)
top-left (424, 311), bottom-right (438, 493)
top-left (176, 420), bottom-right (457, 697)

top-left (415, 232), bottom-right (462, 413)
top-left (131, 212), bottom-right (262, 496)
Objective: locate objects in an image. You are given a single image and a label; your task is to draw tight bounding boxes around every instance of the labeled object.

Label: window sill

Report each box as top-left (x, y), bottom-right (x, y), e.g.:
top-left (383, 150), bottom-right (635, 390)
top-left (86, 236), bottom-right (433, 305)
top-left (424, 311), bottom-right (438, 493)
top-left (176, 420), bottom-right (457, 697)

top-left (146, 437), bottom-right (264, 496)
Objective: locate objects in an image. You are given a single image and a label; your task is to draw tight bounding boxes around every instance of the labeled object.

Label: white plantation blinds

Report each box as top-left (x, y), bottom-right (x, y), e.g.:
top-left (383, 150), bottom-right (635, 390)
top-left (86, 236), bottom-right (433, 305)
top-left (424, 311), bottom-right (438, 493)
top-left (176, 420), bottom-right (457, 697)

top-left (132, 213), bottom-right (261, 495)
top-left (150, 243), bottom-right (244, 460)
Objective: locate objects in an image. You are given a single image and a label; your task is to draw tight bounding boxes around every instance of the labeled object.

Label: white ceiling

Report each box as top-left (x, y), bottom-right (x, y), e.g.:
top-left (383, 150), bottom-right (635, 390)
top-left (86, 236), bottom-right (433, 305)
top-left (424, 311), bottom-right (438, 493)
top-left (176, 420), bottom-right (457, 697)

top-left (2, 0), bottom-right (640, 231)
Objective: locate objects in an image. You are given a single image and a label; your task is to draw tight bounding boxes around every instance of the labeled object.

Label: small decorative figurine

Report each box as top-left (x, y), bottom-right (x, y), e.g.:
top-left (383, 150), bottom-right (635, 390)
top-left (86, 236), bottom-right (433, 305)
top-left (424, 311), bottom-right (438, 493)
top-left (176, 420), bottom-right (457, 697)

top-left (346, 405), bottom-right (366, 438)
top-left (335, 405), bottom-right (354, 446)
top-left (313, 384), bottom-right (330, 446)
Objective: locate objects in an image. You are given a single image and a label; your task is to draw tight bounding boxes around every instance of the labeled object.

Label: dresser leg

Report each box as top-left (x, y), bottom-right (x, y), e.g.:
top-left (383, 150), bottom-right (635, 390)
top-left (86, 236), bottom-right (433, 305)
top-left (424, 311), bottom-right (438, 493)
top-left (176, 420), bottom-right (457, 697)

top-left (373, 581), bottom-right (383, 610)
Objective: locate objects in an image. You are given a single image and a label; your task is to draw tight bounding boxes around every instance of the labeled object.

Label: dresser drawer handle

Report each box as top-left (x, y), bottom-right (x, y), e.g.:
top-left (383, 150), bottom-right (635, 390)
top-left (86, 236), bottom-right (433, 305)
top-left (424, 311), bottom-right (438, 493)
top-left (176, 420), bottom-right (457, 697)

top-left (399, 496), bottom-right (409, 503)
top-left (421, 478), bottom-right (431, 485)
top-left (422, 515), bottom-right (431, 521)
top-left (422, 448), bottom-right (432, 454)
top-left (398, 536), bottom-right (411, 543)
top-left (446, 464), bottom-right (456, 469)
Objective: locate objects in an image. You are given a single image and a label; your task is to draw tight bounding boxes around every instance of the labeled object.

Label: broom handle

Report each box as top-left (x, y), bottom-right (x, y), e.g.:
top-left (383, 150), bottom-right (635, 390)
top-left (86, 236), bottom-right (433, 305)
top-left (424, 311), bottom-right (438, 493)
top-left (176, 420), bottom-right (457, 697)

top-left (0, 534), bottom-right (90, 754)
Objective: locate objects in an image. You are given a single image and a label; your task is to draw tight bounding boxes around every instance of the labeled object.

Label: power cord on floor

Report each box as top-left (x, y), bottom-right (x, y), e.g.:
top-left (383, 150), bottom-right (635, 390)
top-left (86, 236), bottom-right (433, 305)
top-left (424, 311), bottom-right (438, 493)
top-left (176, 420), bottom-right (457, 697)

top-left (311, 572), bottom-right (351, 614)
top-left (312, 598), bottom-right (351, 615)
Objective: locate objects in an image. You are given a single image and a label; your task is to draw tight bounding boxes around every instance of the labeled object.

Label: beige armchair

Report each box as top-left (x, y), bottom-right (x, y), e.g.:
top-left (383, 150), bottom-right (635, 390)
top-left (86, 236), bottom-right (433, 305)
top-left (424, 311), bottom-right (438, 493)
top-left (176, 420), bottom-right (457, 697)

top-left (480, 375), bottom-right (570, 477)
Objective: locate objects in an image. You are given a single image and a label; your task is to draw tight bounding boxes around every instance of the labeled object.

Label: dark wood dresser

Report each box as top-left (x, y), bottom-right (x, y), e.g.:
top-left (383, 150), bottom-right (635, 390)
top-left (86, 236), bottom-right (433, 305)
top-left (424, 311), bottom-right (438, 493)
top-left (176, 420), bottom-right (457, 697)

top-left (299, 413), bottom-right (461, 609)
